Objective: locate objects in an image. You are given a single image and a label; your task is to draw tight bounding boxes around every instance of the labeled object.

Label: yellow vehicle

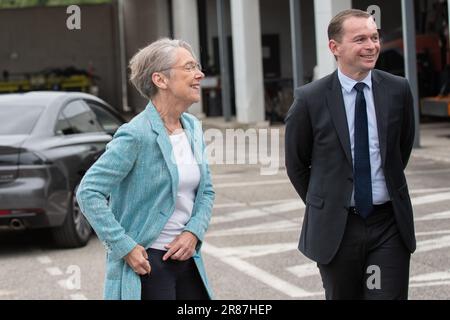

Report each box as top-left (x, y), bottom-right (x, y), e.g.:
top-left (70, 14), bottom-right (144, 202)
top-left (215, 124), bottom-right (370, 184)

top-left (0, 68), bottom-right (96, 94)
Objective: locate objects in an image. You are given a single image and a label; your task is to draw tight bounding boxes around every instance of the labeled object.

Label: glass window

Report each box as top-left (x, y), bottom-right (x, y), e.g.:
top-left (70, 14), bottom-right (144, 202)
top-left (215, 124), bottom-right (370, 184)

top-left (55, 113), bottom-right (73, 135)
top-left (0, 104), bottom-right (45, 135)
top-left (57, 100), bottom-right (103, 135)
top-left (86, 101), bottom-right (123, 135)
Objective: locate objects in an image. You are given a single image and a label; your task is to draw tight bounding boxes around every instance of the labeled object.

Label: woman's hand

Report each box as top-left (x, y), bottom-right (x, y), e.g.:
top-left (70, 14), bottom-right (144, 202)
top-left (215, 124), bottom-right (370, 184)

top-left (124, 245), bottom-right (151, 275)
top-left (163, 231), bottom-right (198, 261)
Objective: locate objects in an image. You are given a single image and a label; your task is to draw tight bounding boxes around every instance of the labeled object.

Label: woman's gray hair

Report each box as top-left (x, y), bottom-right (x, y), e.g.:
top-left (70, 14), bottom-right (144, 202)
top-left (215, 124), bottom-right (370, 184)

top-left (129, 38), bottom-right (197, 99)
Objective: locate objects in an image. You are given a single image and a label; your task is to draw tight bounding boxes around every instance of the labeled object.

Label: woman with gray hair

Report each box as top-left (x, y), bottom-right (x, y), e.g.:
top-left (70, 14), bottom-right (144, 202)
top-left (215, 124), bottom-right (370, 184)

top-left (76, 38), bottom-right (214, 300)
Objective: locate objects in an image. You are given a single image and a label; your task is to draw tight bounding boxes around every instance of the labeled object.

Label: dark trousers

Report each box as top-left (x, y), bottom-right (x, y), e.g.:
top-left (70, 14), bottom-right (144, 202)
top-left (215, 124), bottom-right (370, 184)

top-left (140, 248), bottom-right (209, 300)
top-left (317, 203), bottom-right (411, 300)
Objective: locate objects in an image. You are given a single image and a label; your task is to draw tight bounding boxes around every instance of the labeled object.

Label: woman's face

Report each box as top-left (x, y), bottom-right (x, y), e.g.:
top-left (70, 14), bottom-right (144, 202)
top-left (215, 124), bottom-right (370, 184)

top-left (165, 48), bottom-right (205, 105)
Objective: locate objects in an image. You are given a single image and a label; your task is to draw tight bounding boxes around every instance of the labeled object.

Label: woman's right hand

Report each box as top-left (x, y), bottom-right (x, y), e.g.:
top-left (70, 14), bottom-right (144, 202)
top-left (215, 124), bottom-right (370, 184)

top-left (124, 245), bottom-right (151, 275)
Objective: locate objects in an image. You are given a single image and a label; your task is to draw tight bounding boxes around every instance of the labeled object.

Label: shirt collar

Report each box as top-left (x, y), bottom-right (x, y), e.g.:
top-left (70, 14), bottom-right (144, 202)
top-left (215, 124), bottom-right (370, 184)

top-left (337, 68), bottom-right (372, 93)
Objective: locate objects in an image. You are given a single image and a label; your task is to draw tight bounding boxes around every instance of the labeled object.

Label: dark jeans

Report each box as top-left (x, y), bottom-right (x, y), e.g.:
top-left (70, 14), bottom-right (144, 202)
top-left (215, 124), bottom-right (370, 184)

top-left (140, 248), bottom-right (209, 300)
top-left (317, 203), bottom-right (411, 300)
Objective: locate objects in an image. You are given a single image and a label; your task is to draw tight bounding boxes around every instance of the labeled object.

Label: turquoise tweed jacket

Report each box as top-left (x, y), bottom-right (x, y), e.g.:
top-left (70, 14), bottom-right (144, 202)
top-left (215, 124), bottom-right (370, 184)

top-left (76, 101), bottom-right (215, 300)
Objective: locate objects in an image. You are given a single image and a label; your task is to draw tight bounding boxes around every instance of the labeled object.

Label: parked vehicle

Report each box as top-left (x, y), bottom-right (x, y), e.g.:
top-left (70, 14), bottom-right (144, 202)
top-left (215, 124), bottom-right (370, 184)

top-left (0, 91), bottom-right (125, 248)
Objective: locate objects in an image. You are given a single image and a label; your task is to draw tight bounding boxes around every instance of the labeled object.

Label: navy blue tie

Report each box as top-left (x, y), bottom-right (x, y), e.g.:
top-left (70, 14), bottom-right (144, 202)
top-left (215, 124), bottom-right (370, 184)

top-left (353, 82), bottom-right (373, 219)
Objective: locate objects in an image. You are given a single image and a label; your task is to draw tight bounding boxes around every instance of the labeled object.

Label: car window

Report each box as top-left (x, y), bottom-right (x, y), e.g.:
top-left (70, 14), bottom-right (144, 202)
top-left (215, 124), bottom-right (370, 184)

top-left (0, 104), bottom-right (45, 135)
top-left (86, 101), bottom-right (123, 135)
top-left (55, 113), bottom-right (74, 135)
top-left (56, 100), bottom-right (103, 135)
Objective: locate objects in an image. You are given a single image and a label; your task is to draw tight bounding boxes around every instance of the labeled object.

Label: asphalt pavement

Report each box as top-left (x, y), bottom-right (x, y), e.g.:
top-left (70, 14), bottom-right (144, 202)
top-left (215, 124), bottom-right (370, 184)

top-left (1, 120), bottom-right (450, 300)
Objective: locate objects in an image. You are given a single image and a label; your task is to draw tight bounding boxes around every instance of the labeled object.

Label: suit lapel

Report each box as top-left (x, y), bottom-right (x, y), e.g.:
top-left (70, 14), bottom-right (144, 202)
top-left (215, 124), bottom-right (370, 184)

top-left (326, 71), bottom-right (353, 167)
top-left (145, 102), bottom-right (179, 204)
top-left (372, 70), bottom-right (389, 167)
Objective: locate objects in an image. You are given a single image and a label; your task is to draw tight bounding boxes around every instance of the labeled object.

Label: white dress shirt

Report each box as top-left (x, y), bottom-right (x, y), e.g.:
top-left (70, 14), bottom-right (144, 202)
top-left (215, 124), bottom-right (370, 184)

top-left (337, 68), bottom-right (390, 205)
top-left (151, 131), bottom-right (200, 250)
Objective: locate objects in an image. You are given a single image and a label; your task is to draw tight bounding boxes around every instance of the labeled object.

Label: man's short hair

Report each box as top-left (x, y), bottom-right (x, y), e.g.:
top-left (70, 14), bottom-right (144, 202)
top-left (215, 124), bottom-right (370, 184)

top-left (328, 9), bottom-right (372, 42)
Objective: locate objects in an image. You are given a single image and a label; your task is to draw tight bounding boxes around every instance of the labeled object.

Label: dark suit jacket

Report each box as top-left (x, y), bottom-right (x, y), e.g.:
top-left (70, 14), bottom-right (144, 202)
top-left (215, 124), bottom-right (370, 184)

top-left (285, 69), bottom-right (416, 264)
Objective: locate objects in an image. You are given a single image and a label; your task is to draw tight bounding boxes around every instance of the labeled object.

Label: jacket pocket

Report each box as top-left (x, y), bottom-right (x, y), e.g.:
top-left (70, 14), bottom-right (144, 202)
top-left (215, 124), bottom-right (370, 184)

top-left (306, 194), bottom-right (324, 209)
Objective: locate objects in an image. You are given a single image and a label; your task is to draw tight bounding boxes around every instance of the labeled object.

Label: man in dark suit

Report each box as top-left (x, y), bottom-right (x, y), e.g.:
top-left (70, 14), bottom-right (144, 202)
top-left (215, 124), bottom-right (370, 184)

top-left (285, 9), bottom-right (416, 299)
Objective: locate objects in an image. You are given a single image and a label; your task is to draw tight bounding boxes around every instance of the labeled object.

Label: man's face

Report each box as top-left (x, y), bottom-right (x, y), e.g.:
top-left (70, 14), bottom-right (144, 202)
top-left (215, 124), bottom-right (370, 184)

top-left (329, 16), bottom-right (380, 77)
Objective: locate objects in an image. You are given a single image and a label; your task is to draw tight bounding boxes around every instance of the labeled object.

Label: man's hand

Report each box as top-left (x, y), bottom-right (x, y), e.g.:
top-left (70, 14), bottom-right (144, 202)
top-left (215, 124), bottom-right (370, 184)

top-left (163, 231), bottom-right (198, 261)
top-left (124, 244), bottom-right (151, 275)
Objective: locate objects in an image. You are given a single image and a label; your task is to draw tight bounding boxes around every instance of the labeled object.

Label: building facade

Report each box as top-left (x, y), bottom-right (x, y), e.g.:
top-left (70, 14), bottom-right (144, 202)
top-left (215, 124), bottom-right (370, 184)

top-left (1, 0), bottom-right (448, 122)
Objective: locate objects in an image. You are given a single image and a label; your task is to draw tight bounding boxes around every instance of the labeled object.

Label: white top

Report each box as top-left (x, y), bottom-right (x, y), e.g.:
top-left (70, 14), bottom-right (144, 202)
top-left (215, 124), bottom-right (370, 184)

top-left (151, 131), bottom-right (201, 251)
top-left (337, 68), bottom-right (390, 205)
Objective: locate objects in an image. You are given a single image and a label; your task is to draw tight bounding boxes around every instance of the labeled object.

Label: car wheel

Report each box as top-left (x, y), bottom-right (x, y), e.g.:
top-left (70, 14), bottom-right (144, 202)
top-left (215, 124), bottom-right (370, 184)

top-left (51, 185), bottom-right (92, 248)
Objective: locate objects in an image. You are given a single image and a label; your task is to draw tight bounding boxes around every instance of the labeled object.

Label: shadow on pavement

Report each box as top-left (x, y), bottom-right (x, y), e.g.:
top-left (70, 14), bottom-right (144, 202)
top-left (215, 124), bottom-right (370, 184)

top-left (0, 229), bottom-right (95, 256)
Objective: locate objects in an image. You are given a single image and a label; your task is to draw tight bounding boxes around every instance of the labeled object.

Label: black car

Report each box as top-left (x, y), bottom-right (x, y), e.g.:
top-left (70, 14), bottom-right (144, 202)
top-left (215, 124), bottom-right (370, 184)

top-left (0, 91), bottom-right (125, 248)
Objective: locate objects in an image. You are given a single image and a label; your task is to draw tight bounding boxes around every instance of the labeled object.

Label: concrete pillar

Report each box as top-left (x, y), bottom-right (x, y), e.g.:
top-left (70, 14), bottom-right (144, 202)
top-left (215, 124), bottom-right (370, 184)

top-left (172, 0), bottom-right (204, 116)
top-left (117, 0), bottom-right (129, 112)
top-left (313, 0), bottom-right (351, 79)
top-left (230, 0), bottom-right (265, 124)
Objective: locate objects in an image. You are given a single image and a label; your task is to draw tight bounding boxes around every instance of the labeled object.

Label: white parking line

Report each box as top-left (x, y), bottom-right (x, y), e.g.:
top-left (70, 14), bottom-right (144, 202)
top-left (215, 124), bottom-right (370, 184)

top-left (211, 208), bottom-right (268, 224)
top-left (214, 203), bottom-right (247, 209)
top-left (0, 290), bottom-right (15, 297)
top-left (208, 220), bottom-right (299, 237)
top-left (416, 230), bottom-right (450, 236)
top-left (410, 280), bottom-right (450, 288)
top-left (209, 220), bottom-right (299, 237)
top-left (58, 279), bottom-right (70, 290)
top-left (406, 168), bottom-right (450, 175)
top-left (214, 199), bottom-right (299, 209)
top-left (70, 293), bottom-right (88, 300)
top-left (412, 192), bottom-right (450, 206)
top-left (214, 179), bottom-right (289, 189)
top-left (217, 242), bottom-right (297, 259)
top-left (409, 269), bottom-right (450, 288)
top-left (410, 271), bottom-right (450, 282)
top-left (416, 235), bottom-right (450, 253)
top-left (410, 187), bottom-right (450, 194)
top-left (252, 199), bottom-right (301, 206)
top-left (202, 242), bottom-right (322, 298)
top-left (211, 201), bottom-right (304, 224)
top-left (212, 174), bottom-right (245, 180)
top-left (212, 192), bottom-right (450, 226)
top-left (209, 227), bottom-right (300, 237)
top-left (286, 263), bottom-right (319, 279)
top-left (416, 210), bottom-right (450, 221)
top-left (38, 257), bottom-right (89, 300)
top-left (37, 256), bottom-right (52, 264)
top-left (46, 267), bottom-right (63, 276)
